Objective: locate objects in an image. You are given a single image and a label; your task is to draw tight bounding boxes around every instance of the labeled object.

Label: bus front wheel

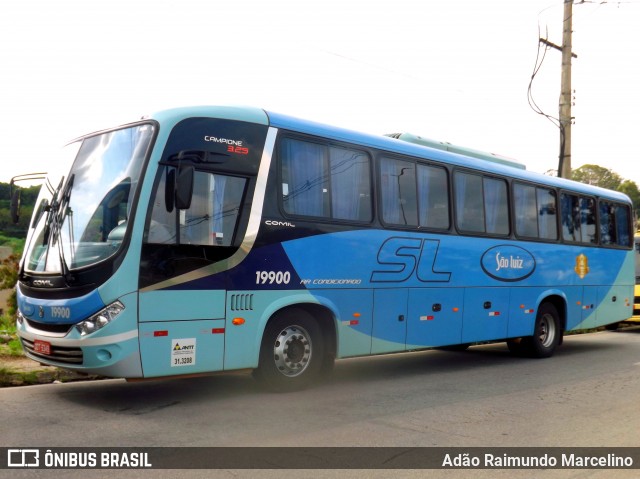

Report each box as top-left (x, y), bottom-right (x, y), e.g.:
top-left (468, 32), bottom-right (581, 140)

top-left (254, 309), bottom-right (324, 392)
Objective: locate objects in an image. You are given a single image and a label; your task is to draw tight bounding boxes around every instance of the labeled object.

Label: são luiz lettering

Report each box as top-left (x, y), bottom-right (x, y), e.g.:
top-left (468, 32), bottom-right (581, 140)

top-left (442, 452), bottom-right (633, 468)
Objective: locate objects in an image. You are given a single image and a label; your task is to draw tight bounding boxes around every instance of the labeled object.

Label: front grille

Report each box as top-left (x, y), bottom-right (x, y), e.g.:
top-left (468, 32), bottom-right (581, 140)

top-left (25, 318), bottom-right (73, 335)
top-left (21, 338), bottom-right (83, 365)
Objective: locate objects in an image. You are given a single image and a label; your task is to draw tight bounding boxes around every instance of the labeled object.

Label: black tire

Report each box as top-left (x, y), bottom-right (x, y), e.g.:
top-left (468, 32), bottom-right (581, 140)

top-left (254, 309), bottom-right (324, 392)
top-left (519, 303), bottom-right (561, 358)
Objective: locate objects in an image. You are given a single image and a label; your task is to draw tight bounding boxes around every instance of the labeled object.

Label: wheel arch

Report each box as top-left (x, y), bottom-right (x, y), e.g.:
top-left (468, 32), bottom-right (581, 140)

top-left (537, 293), bottom-right (567, 343)
top-left (257, 298), bottom-right (337, 366)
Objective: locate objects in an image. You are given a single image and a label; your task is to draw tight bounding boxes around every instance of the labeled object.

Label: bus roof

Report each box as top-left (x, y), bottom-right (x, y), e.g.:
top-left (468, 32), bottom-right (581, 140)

top-left (143, 106), bottom-right (631, 205)
top-left (265, 110), bottom-right (631, 204)
top-left (384, 132), bottom-right (526, 170)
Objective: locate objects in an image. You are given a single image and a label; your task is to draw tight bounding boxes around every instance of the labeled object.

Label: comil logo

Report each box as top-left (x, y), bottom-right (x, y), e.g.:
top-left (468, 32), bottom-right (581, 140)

top-left (8, 449), bottom-right (39, 467)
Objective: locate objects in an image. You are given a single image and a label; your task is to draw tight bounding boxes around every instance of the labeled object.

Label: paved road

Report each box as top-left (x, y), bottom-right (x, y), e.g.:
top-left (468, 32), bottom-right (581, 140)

top-left (2, 327), bottom-right (640, 478)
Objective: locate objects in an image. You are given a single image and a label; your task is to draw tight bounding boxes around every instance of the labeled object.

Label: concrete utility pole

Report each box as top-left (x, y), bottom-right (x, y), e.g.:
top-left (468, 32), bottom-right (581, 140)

top-left (539, 1), bottom-right (576, 178)
top-left (558, 0), bottom-right (574, 179)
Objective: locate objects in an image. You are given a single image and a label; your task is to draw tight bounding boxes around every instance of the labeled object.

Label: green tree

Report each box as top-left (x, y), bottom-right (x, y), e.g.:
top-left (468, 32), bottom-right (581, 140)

top-left (571, 164), bottom-right (640, 226)
top-left (0, 254), bottom-right (19, 315)
top-left (618, 180), bottom-right (640, 215)
top-left (571, 164), bottom-right (623, 190)
top-left (0, 183), bottom-right (40, 238)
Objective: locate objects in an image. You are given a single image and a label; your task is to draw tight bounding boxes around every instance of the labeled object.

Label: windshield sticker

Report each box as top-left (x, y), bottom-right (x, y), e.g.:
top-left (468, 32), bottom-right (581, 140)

top-left (481, 245), bottom-right (536, 282)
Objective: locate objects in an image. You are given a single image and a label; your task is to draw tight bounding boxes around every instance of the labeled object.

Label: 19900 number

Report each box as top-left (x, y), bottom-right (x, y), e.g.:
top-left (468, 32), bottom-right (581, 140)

top-left (256, 271), bottom-right (291, 285)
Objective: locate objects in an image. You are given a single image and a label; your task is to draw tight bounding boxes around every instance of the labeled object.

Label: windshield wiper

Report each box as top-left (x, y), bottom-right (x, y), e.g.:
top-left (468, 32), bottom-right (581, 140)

top-left (54, 174), bottom-right (75, 282)
top-left (35, 174), bottom-right (76, 283)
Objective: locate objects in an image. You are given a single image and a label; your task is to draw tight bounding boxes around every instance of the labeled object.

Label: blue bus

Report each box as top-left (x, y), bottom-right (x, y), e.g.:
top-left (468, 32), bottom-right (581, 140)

top-left (15, 106), bottom-right (635, 391)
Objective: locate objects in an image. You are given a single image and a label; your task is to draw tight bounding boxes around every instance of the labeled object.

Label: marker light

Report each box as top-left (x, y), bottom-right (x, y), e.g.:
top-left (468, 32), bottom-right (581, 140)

top-left (76, 301), bottom-right (125, 336)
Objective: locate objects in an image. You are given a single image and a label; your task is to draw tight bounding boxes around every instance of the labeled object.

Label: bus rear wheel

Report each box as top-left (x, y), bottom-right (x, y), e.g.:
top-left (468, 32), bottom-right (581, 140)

top-left (254, 309), bottom-right (324, 392)
top-left (514, 303), bottom-right (561, 358)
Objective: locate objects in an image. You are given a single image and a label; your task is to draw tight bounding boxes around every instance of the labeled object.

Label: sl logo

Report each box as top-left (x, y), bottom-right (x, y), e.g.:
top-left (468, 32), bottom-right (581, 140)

top-left (371, 237), bottom-right (451, 283)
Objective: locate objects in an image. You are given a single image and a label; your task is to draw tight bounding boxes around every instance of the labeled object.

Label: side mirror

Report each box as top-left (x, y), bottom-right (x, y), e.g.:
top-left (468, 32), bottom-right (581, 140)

top-left (164, 168), bottom-right (176, 213)
top-left (175, 165), bottom-right (194, 210)
top-left (9, 172), bottom-right (47, 224)
top-left (10, 188), bottom-right (21, 224)
top-left (164, 165), bottom-right (194, 212)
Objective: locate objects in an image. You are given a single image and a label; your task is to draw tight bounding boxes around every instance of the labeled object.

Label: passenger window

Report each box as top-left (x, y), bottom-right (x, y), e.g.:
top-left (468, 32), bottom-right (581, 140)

top-left (455, 172), bottom-right (484, 233)
top-left (599, 201), bottom-right (631, 247)
top-left (484, 177), bottom-right (509, 235)
top-left (537, 188), bottom-right (558, 240)
top-left (514, 184), bottom-right (538, 237)
top-left (280, 138), bottom-right (372, 222)
top-left (455, 172), bottom-right (508, 235)
top-left (561, 193), bottom-right (596, 244)
top-left (514, 183), bottom-right (558, 240)
top-left (417, 164), bottom-right (449, 229)
top-left (380, 157), bottom-right (418, 226)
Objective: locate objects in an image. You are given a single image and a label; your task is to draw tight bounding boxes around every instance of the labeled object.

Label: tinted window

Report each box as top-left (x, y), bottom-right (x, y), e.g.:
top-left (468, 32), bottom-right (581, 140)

top-left (561, 193), bottom-right (596, 244)
top-left (484, 177), bottom-right (509, 235)
top-left (537, 188), bottom-right (558, 240)
top-left (599, 201), bottom-right (631, 247)
top-left (455, 172), bottom-right (508, 235)
top-left (417, 164), bottom-right (449, 229)
top-left (380, 157), bottom-right (418, 226)
top-left (455, 172), bottom-right (484, 232)
top-left (280, 138), bottom-right (372, 222)
top-left (514, 183), bottom-right (558, 240)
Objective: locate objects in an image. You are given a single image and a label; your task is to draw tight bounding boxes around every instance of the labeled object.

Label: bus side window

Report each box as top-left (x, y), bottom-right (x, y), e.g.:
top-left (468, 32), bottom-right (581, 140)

top-left (514, 184), bottom-right (557, 240)
top-left (417, 163), bottom-right (449, 229)
top-left (483, 177), bottom-right (509, 235)
top-left (380, 157), bottom-right (418, 226)
top-left (579, 197), bottom-right (597, 244)
top-left (537, 187), bottom-right (558, 240)
top-left (600, 201), bottom-right (632, 247)
top-left (514, 183), bottom-right (538, 238)
top-left (454, 172), bottom-right (484, 233)
top-left (616, 205), bottom-right (631, 247)
top-left (280, 138), bottom-right (372, 222)
top-left (561, 193), bottom-right (597, 245)
top-left (561, 193), bottom-right (581, 243)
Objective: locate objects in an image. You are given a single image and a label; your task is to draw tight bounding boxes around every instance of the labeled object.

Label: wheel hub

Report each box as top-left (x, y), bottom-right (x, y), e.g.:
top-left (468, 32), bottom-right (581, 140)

top-left (273, 325), bottom-right (312, 377)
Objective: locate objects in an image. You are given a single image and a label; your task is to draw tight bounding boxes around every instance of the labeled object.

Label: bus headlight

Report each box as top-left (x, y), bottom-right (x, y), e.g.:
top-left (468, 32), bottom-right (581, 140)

top-left (76, 301), bottom-right (125, 336)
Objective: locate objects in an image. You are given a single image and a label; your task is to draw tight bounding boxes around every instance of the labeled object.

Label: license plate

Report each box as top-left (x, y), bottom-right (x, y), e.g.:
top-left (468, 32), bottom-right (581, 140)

top-left (34, 340), bottom-right (51, 355)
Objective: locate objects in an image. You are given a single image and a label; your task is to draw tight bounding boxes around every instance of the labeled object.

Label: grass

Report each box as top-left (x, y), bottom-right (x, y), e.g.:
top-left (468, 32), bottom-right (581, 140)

top-left (0, 366), bottom-right (40, 387)
top-left (0, 234), bottom-right (24, 254)
top-left (0, 312), bottom-right (22, 357)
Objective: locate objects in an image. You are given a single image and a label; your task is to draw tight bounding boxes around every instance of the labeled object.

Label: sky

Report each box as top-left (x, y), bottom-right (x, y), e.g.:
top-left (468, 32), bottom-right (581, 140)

top-left (1, 0), bottom-right (640, 186)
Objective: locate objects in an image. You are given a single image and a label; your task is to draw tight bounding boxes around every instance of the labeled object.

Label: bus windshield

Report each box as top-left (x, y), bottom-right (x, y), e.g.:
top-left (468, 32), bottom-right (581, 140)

top-left (24, 123), bottom-right (155, 273)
